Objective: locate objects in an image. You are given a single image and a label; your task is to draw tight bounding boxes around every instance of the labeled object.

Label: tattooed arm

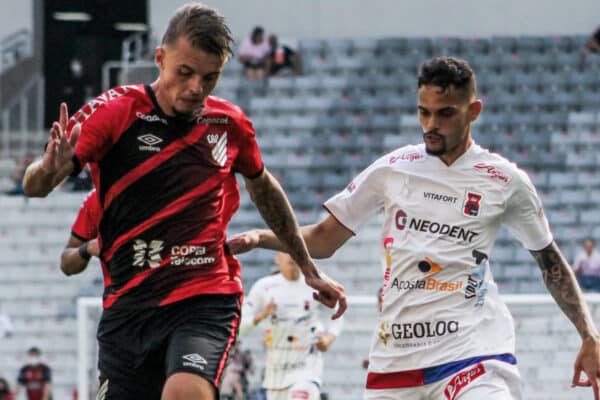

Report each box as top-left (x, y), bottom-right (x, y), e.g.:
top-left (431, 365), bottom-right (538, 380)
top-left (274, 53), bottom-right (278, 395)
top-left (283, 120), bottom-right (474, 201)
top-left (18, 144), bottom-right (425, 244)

top-left (244, 168), bottom-right (347, 319)
top-left (531, 241), bottom-right (600, 397)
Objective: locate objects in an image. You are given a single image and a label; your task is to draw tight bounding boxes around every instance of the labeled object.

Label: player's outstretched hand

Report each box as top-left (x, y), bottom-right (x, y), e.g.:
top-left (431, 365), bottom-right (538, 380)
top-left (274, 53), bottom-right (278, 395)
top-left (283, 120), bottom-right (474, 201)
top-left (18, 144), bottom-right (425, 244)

top-left (41, 102), bottom-right (80, 174)
top-left (305, 271), bottom-right (347, 320)
top-left (227, 230), bottom-right (260, 255)
top-left (572, 336), bottom-right (600, 400)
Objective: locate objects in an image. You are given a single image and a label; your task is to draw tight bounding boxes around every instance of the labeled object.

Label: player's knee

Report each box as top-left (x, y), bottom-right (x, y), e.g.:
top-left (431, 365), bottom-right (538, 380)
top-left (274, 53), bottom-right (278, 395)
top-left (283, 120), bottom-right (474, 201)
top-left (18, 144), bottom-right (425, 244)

top-left (162, 372), bottom-right (216, 400)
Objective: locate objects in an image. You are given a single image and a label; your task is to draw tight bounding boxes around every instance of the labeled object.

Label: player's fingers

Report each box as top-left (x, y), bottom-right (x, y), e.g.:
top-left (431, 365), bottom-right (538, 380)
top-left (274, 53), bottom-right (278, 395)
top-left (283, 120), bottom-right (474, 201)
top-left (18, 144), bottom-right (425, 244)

top-left (591, 376), bottom-right (599, 400)
top-left (332, 295), bottom-right (347, 320)
top-left (52, 121), bottom-right (63, 139)
top-left (69, 124), bottom-right (81, 147)
top-left (572, 367), bottom-right (583, 387)
top-left (313, 292), bottom-right (334, 308)
top-left (59, 102), bottom-right (68, 130)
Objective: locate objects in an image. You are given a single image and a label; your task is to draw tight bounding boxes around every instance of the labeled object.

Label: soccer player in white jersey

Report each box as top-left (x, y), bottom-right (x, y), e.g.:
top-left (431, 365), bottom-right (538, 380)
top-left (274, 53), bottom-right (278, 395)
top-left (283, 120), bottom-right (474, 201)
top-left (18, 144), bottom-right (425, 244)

top-left (241, 252), bottom-right (343, 400)
top-left (229, 56), bottom-right (600, 400)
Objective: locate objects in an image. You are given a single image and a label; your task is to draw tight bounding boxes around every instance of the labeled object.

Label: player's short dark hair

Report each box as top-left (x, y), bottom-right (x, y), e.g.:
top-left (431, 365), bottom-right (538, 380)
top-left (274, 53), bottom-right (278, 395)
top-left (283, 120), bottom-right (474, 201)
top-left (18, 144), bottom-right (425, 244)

top-left (27, 346), bottom-right (41, 355)
top-left (162, 2), bottom-right (234, 59)
top-left (418, 57), bottom-right (477, 98)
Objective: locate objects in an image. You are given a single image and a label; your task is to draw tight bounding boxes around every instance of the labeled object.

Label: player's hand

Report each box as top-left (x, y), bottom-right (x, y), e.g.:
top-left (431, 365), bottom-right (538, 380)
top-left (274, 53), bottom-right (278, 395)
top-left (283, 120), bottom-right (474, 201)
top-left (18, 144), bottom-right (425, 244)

top-left (227, 230), bottom-right (260, 255)
top-left (41, 103), bottom-right (80, 174)
top-left (315, 332), bottom-right (336, 352)
top-left (305, 270), bottom-right (347, 320)
top-left (88, 239), bottom-right (100, 257)
top-left (572, 336), bottom-right (600, 400)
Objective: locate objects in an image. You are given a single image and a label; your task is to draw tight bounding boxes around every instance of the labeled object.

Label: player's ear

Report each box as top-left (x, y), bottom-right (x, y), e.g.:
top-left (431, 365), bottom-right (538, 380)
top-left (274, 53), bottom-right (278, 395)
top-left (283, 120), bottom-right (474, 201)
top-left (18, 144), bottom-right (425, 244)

top-left (468, 99), bottom-right (483, 123)
top-left (155, 47), bottom-right (165, 70)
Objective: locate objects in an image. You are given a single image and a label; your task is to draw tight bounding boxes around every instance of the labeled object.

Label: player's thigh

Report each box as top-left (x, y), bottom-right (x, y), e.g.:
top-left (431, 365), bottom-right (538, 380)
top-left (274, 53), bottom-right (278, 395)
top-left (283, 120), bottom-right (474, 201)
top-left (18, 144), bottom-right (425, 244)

top-left (287, 381), bottom-right (320, 400)
top-left (440, 360), bottom-right (522, 400)
top-left (364, 387), bottom-right (426, 400)
top-left (162, 371), bottom-right (216, 400)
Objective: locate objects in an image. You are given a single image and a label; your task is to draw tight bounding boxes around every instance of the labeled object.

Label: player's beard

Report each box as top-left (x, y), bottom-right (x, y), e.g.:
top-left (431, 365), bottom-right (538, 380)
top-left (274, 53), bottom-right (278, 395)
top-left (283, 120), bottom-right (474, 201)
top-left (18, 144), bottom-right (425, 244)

top-left (424, 131), bottom-right (447, 156)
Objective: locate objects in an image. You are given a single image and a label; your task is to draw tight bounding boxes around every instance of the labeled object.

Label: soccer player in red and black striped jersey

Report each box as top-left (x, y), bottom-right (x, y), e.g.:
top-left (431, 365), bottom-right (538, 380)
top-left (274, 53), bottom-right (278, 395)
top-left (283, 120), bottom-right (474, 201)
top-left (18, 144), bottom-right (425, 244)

top-left (24, 4), bottom-right (346, 400)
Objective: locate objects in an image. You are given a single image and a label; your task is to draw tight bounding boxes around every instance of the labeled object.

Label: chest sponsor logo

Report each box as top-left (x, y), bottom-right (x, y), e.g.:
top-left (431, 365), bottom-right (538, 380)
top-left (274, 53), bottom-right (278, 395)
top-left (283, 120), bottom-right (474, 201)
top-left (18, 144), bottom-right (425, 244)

top-left (391, 257), bottom-right (463, 293)
top-left (423, 191), bottom-right (458, 204)
top-left (197, 116), bottom-right (229, 125)
top-left (444, 363), bottom-right (486, 400)
top-left (395, 210), bottom-right (479, 243)
top-left (208, 132), bottom-right (228, 167)
top-left (379, 320), bottom-right (460, 347)
top-left (132, 239), bottom-right (164, 268)
top-left (182, 353), bottom-right (208, 370)
top-left (463, 192), bottom-right (483, 217)
top-left (137, 134), bottom-right (163, 152)
top-left (171, 245), bottom-right (215, 266)
top-left (473, 163), bottom-right (511, 185)
top-left (136, 111), bottom-right (167, 125)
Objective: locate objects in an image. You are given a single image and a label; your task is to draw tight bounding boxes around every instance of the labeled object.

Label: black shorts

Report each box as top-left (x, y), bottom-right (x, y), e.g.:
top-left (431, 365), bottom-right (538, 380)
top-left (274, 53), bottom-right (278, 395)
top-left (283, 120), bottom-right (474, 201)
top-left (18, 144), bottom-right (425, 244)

top-left (96, 294), bottom-right (241, 400)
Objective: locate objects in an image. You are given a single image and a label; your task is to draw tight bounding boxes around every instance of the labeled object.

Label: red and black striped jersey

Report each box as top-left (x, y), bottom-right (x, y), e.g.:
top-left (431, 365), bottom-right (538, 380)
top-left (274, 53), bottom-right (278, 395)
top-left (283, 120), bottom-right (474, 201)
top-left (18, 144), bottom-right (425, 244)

top-left (67, 84), bottom-right (263, 310)
top-left (71, 189), bottom-right (101, 242)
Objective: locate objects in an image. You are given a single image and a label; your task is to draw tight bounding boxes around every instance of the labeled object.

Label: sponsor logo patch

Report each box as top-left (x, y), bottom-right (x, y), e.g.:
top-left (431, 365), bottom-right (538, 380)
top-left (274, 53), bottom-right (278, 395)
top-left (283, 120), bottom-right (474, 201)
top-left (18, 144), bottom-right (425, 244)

top-left (182, 353), bottom-right (208, 370)
top-left (444, 363), bottom-right (486, 400)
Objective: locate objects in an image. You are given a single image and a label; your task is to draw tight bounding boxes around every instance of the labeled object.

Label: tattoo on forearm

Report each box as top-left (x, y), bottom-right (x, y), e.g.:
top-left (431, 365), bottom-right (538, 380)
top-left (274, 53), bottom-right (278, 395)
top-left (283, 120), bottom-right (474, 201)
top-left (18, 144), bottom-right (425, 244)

top-left (250, 174), bottom-right (310, 267)
top-left (531, 242), bottom-right (596, 339)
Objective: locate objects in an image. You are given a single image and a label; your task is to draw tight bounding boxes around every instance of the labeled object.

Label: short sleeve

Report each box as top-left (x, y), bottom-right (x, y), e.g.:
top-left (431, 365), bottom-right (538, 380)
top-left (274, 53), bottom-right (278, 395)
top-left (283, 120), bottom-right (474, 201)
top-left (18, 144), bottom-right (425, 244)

top-left (503, 170), bottom-right (553, 251)
top-left (323, 157), bottom-right (389, 234)
top-left (71, 189), bottom-right (102, 241)
top-left (232, 112), bottom-right (264, 178)
top-left (17, 366), bottom-right (26, 384)
top-left (42, 365), bottom-right (52, 382)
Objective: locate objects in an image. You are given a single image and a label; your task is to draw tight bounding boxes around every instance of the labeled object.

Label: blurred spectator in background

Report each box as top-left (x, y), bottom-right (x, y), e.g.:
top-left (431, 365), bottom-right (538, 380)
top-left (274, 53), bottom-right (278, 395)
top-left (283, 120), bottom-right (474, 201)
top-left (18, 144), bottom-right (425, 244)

top-left (268, 34), bottom-right (302, 77)
top-left (220, 341), bottom-right (253, 400)
top-left (15, 347), bottom-right (52, 400)
top-left (6, 154), bottom-right (33, 195)
top-left (586, 26), bottom-right (600, 53)
top-left (0, 303), bottom-right (13, 338)
top-left (66, 164), bottom-right (92, 192)
top-left (238, 26), bottom-right (271, 80)
top-left (0, 377), bottom-right (13, 400)
top-left (573, 238), bottom-right (600, 291)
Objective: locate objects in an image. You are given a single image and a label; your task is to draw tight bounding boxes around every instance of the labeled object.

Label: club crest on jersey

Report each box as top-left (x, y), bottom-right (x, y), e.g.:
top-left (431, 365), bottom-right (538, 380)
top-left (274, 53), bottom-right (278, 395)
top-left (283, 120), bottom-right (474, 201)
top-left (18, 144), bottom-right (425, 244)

top-left (208, 132), bottom-right (228, 167)
top-left (463, 192), bottom-right (482, 217)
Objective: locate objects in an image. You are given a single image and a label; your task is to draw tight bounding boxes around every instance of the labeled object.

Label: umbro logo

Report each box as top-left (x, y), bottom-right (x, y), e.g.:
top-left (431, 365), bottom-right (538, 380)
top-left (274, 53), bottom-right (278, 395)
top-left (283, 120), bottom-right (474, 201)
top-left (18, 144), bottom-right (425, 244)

top-left (182, 353), bottom-right (208, 370)
top-left (137, 134), bottom-right (163, 152)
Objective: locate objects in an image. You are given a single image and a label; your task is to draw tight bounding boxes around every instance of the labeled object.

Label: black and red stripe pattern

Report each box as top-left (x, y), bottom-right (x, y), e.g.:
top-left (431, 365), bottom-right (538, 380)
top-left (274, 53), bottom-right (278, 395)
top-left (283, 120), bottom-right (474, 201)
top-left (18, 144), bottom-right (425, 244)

top-left (69, 85), bottom-right (263, 310)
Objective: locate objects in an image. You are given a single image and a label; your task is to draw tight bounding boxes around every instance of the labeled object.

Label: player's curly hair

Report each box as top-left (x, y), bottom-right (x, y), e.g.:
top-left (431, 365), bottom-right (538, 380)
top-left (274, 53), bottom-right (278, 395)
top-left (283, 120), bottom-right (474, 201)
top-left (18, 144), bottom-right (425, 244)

top-left (418, 57), bottom-right (477, 98)
top-left (162, 2), bottom-right (234, 60)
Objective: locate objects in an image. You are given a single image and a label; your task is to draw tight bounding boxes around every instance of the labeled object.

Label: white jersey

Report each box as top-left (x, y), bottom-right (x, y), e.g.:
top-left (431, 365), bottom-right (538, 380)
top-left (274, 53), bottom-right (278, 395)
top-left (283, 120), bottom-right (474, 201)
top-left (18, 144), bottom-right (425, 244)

top-left (241, 273), bottom-right (343, 389)
top-left (324, 143), bottom-right (552, 374)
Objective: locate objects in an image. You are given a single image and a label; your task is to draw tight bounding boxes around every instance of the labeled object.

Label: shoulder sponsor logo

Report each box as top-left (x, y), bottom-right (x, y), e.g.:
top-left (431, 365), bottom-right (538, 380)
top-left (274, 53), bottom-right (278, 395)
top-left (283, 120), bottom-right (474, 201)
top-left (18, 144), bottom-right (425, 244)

top-left (394, 210), bottom-right (479, 243)
top-left (197, 116), bottom-right (229, 125)
top-left (136, 111), bottom-right (167, 125)
top-left (389, 151), bottom-right (424, 164)
top-left (423, 191), bottom-right (458, 204)
top-left (463, 192), bottom-right (483, 217)
top-left (137, 134), bottom-right (163, 152)
top-left (133, 239), bottom-right (164, 268)
top-left (473, 163), bottom-right (511, 185)
top-left (182, 353), bottom-right (208, 370)
top-left (71, 85), bottom-right (131, 126)
top-left (171, 245), bottom-right (215, 266)
top-left (444, 363), bottom-right (486, 400)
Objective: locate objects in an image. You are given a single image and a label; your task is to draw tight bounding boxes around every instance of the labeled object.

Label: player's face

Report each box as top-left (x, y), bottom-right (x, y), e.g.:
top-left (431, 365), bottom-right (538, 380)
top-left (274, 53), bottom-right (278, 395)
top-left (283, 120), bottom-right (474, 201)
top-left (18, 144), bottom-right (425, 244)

top-left (418, 84), bottom-right (482, 164)
top-left (155, 35), bottom-right (225, 118)
top-left (275, 253), bottom-right (301, 281)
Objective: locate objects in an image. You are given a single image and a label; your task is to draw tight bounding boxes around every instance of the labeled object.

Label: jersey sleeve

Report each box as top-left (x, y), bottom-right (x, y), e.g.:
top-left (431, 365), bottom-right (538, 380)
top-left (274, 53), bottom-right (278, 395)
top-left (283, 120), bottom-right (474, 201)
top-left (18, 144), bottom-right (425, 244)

top-left (323, 156), bottom-right (389, 233)
top-left (232, 111), bottom-right (264, 178)
top-left (71, 189), bottom-right (101, 241)
top-left (239, 278), bottom-right (267, 334)
top-left (42, 365), bottom-right (52, 382)
top-left (17, 366), bottom-right (26, 384)
top-left (503, 170), bottom-right (553, 251)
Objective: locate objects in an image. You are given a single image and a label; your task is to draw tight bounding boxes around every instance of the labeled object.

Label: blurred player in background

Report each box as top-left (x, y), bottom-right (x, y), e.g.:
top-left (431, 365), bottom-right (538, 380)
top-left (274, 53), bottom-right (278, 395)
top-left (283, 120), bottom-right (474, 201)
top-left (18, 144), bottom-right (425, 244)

top-left (15, 347), bottom-right (52, 400)
top-left (229, 56), bottom-right (600, 399)
top-left (60, 189), bottom-right (101, 276)
top-left (241, 252), bottom-right (343, 400)
top-left (22, 2), bottom-right (346, 400)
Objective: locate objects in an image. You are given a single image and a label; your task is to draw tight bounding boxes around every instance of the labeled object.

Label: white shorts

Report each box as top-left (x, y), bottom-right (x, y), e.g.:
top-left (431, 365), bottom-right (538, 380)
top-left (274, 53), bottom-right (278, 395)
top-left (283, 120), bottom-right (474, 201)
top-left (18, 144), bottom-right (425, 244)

top-left (365, 359), bottom-right (522, 400)
top-left (266, 381), bottom-right (321, 400)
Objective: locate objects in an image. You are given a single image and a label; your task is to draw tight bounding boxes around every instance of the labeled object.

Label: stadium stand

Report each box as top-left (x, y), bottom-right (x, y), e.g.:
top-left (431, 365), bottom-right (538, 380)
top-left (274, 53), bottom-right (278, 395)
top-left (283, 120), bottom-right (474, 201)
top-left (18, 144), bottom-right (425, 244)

top-left (1, 33), bottom-right (600, 399)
